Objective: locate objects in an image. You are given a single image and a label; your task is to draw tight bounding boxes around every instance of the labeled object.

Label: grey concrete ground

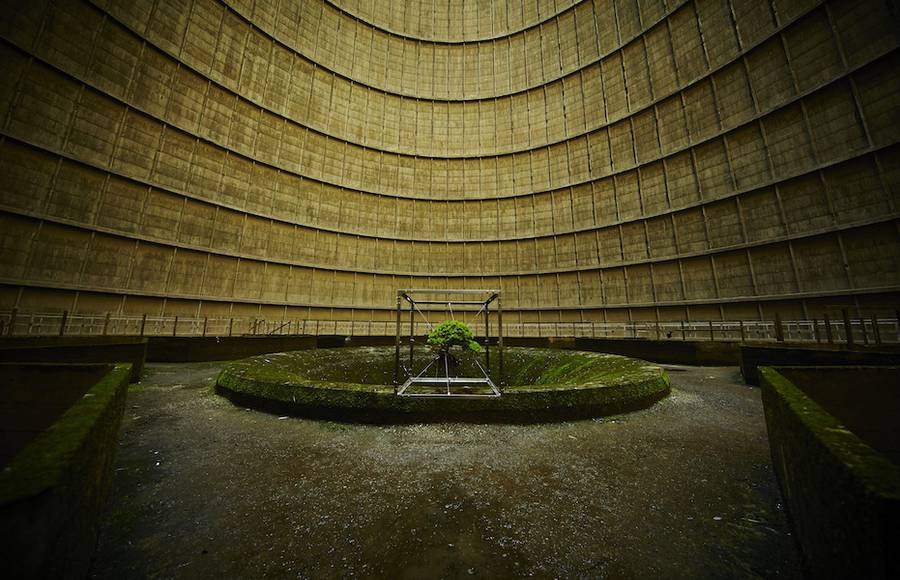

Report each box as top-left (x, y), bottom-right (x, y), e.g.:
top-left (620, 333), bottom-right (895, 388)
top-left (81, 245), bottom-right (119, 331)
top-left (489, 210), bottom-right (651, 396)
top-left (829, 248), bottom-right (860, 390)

top-left (91, 362), bottom-right (804, 579)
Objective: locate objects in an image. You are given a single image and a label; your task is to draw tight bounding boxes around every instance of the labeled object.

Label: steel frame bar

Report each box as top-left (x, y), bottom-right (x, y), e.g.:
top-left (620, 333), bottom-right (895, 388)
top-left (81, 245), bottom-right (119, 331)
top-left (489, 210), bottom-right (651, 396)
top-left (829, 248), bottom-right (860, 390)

top-left (394, 289), bottom-right (504, 397)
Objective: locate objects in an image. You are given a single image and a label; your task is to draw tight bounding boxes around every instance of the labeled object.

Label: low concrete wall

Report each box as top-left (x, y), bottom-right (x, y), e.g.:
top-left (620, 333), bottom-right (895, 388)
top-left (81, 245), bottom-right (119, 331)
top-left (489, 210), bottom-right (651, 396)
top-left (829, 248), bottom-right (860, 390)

top-left (0, 339), bottom-right (146, 381)
top-left (346, 336), bottom-right (577, 350)
top-left (145, 335), bottom-right (322, 361)
top-left (347, 336), bottom-right (737, 366)
top-left (740, 344), bottom-right (900, 385)
top-left (0, 363), bottom-right (132, 579)
top-left (0, 335), bottom-right (338, 365)
top-left (759, 366), bottom-right (900, 579)
top-left (345, 336), bottom-right (397, 347)
top-left (0, 336), bottom-right (145, 348)
top-left (574, 338), bottom-right (740, 366)
top-left (15, 336), bottom-right (900, 377)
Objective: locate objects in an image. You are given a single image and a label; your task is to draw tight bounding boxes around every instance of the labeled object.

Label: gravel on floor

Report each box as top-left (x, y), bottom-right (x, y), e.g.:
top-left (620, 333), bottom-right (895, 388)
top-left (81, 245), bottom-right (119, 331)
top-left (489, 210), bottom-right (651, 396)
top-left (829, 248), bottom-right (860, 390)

top-left (91, 362), bottom-right (804, 579)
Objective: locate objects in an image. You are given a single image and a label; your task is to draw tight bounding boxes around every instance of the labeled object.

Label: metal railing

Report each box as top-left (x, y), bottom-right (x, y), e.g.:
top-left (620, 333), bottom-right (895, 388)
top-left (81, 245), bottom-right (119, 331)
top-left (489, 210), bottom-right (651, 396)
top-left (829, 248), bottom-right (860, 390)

top-left (1, 308), bottom-right (897, 346)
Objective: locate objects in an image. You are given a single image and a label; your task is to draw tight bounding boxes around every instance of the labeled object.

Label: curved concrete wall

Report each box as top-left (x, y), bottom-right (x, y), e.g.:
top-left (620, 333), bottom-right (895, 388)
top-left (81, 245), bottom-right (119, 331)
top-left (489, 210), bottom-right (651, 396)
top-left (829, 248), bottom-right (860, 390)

top-left (0, 0), bottom-right (898, 325)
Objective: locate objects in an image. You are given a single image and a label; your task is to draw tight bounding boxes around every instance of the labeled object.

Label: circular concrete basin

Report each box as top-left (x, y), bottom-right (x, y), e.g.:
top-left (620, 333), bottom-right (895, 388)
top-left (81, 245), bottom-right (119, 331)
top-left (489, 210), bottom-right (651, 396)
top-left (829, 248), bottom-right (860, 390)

top-left (215, 346), bottom-right (670, 422)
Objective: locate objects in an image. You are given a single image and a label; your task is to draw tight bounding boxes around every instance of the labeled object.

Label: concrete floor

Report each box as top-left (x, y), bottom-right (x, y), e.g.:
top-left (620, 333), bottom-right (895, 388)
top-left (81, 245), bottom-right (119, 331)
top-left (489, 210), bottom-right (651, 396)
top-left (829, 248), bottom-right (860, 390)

top-left (91, 362), bottom-right (805, 579)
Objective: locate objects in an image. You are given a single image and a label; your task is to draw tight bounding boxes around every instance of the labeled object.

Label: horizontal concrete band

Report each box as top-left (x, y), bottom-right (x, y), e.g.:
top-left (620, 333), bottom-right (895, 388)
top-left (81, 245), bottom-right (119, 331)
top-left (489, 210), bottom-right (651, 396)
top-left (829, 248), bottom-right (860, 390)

top-left (2, 132), bottom-right (897, 256)
top-left (15, 0), bottom-right (880, 165)
top-left (1, 40), bottom-right (892, 242)
top-left (11, 0), bottom-right (894, 186)
top-left (3, 42), bottom-right (887, 231)
top-left (2, 194), bottom-right (896, 278)
top-left (322, 0), bottom-right (585, 43)
top-left (0, 0), bottom-right (897, 322)
top-left (190, 0), bottom-right (686, 100)
top-left (3, 27), bottom-right (897, 222)
top-left (2, 276), bottom-right (897, 314)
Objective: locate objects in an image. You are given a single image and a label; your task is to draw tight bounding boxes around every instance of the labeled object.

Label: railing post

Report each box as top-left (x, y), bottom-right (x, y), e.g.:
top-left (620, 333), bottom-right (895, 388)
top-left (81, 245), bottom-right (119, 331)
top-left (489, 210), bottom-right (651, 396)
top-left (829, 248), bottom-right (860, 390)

top-left (140, 313), bottom-right (147, 337)
top-left (739, 320), bottom-right (745, 342)
top-left (709, 320), bottom-right (714, 341)
top-left (409, 301), bottom-right (414, 370)
top-left (497, 295), bottom-right (504, 387)
top-left (59, 310), bottom-right (68, 337)
top-left (774, 313), bottom-right (784, 343)
top-left (484, 300), bottom-right (490, 373)
top-left (8, 307), bottom-right (17, 336)
top-left (813, 318), bottom-right (820, 343)
top-left (394, 293), bottom-right (402, 387)
top-left (824, 313), bottom-right (833, 343)
top-left (872, 315), bottom-right (881, 345)
top-left (841, 308), bottom-right (853, 346)
top-left (860, 315), bottom-right (869, 345)
top-left (680, 319), bottom-right (686, 341)
top-left (102, 312), bottom-right (111, 336)
top-left (842, 309), bottom-right (853, 346)
top-left (202, 316), bottom-right (208, 337)
top-left (173, 315), bottom-right (179, 337)
top-left (228, 317), bottom-right (233, 336)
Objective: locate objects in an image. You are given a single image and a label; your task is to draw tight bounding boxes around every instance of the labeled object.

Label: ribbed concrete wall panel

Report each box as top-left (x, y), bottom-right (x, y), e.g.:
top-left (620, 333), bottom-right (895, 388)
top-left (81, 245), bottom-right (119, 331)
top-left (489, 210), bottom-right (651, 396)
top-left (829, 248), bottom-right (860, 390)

top-left (0, 0), bottom-right (898, 323)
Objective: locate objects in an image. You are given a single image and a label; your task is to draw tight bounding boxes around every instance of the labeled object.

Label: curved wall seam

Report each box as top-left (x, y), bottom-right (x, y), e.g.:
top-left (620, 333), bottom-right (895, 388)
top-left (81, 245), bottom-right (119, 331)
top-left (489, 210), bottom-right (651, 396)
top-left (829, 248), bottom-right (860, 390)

top-left (0, 0), bottom-right (897, 324)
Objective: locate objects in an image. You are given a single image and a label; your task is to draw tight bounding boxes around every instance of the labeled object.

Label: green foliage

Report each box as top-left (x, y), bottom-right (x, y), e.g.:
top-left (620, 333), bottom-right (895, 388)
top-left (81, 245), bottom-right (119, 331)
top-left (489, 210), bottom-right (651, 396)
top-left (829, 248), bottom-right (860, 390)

top-left (427, 320), bottom-right (481, 353)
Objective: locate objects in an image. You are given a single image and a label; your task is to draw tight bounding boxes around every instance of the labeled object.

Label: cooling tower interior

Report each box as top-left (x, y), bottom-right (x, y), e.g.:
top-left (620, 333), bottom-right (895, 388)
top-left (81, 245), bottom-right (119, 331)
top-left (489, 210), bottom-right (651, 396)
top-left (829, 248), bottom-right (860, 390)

top-left (0, 0), bottom-right (898, 328)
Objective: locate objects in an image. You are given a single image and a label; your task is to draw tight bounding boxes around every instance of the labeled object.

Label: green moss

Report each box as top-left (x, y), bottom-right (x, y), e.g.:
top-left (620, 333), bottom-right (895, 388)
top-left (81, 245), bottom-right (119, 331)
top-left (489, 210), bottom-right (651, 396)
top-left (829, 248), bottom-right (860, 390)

top-left (759, 367), bottom-right (900, 498)
top-left (0, 363), bottom-right (132, 504)
top-left (216, 347), bottom-right (669, 422)
top-left (759, 366), bottom-right (900, 578)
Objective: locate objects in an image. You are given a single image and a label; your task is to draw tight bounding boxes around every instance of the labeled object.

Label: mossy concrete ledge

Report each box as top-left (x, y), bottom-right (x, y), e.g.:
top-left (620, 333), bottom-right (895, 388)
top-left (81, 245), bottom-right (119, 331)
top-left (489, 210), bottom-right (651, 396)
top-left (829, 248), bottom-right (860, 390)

top-left (0, 363), bottom-right (132, 579)
top-left (215, 346), bottom-right (670, 422)
top-left (759, 366), bottom-right (900, 579)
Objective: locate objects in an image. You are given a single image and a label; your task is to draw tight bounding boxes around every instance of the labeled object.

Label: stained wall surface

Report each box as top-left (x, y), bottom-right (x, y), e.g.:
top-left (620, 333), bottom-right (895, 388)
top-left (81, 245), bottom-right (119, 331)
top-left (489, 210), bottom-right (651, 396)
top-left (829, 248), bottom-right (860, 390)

top-left (0, 0), bottom-right (898, 325)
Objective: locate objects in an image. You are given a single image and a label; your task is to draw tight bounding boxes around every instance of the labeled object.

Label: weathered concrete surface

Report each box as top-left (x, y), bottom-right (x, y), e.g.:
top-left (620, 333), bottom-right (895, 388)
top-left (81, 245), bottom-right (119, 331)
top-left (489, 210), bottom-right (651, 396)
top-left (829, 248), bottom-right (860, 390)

top-left (760, 367), bottom-right (900, 579)
top-left (92, 363), bottom-right (803, 579)
top-left (1, 363), bottom-right (132, 580)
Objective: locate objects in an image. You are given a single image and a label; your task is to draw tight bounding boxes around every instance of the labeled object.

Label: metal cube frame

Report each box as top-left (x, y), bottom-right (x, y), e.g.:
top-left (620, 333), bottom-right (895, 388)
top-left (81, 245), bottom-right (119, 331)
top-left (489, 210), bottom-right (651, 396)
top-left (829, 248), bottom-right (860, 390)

top-left (393, 289), bottom-right (504, 398)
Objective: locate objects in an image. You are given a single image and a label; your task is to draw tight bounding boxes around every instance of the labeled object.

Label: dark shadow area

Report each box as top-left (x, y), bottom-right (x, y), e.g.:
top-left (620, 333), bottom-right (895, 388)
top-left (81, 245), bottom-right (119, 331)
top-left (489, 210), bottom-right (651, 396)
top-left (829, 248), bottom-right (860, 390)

top-left (778, 366), bottom-right (900, 466)
top-left (0, 363), bottom-right (111, 468)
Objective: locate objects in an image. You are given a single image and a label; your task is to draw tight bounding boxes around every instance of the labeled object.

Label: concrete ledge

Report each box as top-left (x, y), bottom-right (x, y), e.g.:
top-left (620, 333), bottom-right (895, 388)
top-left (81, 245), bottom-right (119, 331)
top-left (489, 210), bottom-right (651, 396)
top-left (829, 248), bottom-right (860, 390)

top-left (0, 336), bottom-right (146, 348)
top-left (145, 335), bottom-right (321, 362)
top-left (574, 338), bottom-right (740, 366)
top-left (740, 344), bottom-right (900, 385)
top-left (215, 346), bottom-right (670, 423)
top-left (349, 336), bottom-right (738, 366)
top-left (0, 339), bottom-right (146, 381)
top-left (0, 363), bottom-right (132, 579)
top-left (24, 336), bottom-right (900, 378)
top-left (759, 366), bottom-right (900, 579)
top-left (0, 335), bottom-right (339, 365)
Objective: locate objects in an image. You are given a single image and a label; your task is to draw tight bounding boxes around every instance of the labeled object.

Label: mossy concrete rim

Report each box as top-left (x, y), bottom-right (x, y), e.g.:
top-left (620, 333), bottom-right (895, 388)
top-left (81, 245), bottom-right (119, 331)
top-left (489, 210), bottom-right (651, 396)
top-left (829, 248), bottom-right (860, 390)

top-left (0, 363), bottom-right (133, 504)
top-left (759, 366), bottom-right (900, 499)
top-left (215, 347), bottom-right (670, 423)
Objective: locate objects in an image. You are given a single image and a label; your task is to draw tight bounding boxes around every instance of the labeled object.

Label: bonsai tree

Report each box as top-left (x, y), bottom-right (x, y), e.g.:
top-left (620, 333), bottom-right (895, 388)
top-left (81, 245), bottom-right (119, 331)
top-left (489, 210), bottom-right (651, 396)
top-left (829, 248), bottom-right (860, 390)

top-left (427, 320), bottom-right (481, 354)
